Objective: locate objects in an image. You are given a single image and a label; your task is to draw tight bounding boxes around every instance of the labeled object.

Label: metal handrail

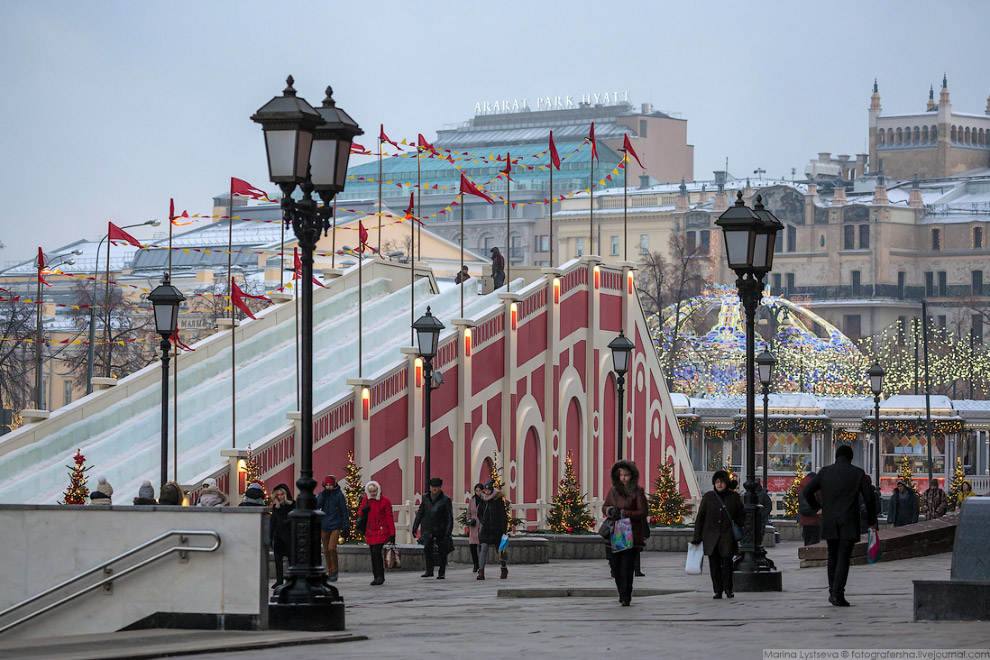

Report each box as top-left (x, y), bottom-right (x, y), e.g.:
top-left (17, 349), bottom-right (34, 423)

top-left (0, 529), bottom-right (221, 635)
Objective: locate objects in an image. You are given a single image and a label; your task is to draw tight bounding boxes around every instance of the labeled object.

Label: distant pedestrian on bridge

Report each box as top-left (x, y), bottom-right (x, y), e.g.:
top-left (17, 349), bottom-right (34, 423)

top-left (317, 475), bottom-right (349, 582)
top-left (454, 266), bottom-right (471, 284)
top-left (490, 247), bottom-right (505, 289)
top-left (413, 477), bottom-right (453, 579)
top-left (802, 445), bottom-right (877, 607)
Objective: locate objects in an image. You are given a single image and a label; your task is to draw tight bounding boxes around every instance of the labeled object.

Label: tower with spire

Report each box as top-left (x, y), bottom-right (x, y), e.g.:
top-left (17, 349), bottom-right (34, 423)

top-left (868, 79), bottom-right (883, 174)
top-left (926, 85), bottom-right (936, 112)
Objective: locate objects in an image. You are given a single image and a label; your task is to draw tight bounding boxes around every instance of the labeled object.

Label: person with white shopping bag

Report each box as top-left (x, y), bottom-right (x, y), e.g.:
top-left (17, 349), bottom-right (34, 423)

top-left (691, 470), bottom-right (745, 599)
top-left (602, 460), bottom-right (648, 607)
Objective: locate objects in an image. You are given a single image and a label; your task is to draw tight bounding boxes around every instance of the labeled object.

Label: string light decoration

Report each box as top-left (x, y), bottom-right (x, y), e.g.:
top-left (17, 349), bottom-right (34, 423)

top-left (946, 456), bottom-right (966, 510)
top-left (862, 418), bottom-right (963, 435)
top-left (677, 416), bottom-right (699, 433)
top-left (240, 447), bottom-right (270, 505)
top-left (649, 459), bottom-right (689, 525)
top-left (546, 450), bottom-right (594, 533)
top-left (738, 417), bottom-right (830, 434)
top-left (60, 449), bottom-right (93, 505)
top-left (835, 429), bottom-right (859, 444)
top-left (341, 451), bottom-right (365, 543)
top-left (896, 455), bottom-right (916, 491)
top-left (649, 288), bottom-right (868, 396)
top-left (781, 462), bottom-right (806, 518)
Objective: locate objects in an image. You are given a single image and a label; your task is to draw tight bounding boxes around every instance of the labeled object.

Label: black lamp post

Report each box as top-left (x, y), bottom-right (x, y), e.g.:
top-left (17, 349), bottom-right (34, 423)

top-left (147, 273), bottom-right (184, 490)
top-left (756, 350), bottom-right (776, 491)
top-left (868, 363), bottom-right (885, 505)
top-left (608, 329), bottom-right (634, 461)
top-left (253, 76), bottom-right (362, 630)
top-left (413, 306), bottom-right (444, 493)
top-left (715, 192), bottom-right (783, 592)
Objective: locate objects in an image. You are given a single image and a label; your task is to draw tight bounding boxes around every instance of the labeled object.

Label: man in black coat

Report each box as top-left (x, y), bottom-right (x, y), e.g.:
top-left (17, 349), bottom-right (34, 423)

top-left (802, 444), bottom-right (878, 607)
top-left (412, 477), bottom-right (454, 579)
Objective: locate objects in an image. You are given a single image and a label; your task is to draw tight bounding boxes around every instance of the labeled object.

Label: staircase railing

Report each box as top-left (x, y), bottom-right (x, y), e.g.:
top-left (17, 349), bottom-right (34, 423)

top-left (0, 529), bottom-right (221, 635)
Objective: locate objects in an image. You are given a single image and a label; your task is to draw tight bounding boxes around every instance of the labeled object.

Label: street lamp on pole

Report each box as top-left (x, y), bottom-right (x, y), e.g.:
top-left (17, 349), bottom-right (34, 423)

top-left (715, 192), bottom-right (783, 592)
top-left (32, 251), bottom-right (80, 411)
top-left (413, 306), bottom-right (445, 492)
top-left (608, 329), bottom-right (634, 461)
top-left (147, 274), bottom-right (184, 490)
top-left (868, 363), bottom-right (885, 505)
top-left (756, 350), bottom-right (776, 491)
top-left (253, 76), bottom-right (361, 630)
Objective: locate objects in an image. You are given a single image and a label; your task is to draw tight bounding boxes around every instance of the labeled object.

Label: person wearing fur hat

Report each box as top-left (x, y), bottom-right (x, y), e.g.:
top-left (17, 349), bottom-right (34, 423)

top-left (603, 460), bottom-right (648, 606)
top-left (412, 477), bottom-right (453, 579)
top-left (316, 475), bottom-right (349, 581)
top-left (269, 483), bottom-right (294, 587)
top-left (466, 483), bottom-right (484, 572)
top-left (197, 478), bottom-right (228, 507)
top-left (133, 480), bottom-right (157, 505)
top-left (477, 479), bottom-right (509, 580)
top-left (886, 479), bottom-right (919, 527)
top-left (359, 480), bottom-right (396, 586)
top-left (958, 479), bottom-right (975, 507)
top-left (691, 470), bottom-right (744, 599)
top-left (158, 481), bottom-right (185, 506)
top-left (89, 477), bottom-right (113, 506)
top-left (238, 482), bottom-right (267, 507)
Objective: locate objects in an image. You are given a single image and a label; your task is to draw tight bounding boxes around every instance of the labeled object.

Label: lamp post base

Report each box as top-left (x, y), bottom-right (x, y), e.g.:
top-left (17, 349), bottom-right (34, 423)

top-left (732, 569), bottom-right (783, 592)
top-left (268, 600), bottom-right (345, 631)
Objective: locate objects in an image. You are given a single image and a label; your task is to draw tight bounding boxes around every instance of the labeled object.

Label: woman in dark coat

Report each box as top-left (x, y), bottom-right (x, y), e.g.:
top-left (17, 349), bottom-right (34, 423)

top-left (887, 479), bottom-right (919, 527)
top-left (602, 460), bottom-right (648, 606)
top-left (490, 247), bottom-right (505, 289)
top-left (692, 470), bottom-right (745, 598)
top-left (476, 480), bottom-right (509, 580)
top-left (269, 483), bottom-right (294, 588)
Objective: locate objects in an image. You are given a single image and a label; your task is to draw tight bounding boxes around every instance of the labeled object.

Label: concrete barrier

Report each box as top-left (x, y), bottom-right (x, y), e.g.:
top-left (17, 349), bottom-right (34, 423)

top-left (798, 513), bottom-right (956, 567)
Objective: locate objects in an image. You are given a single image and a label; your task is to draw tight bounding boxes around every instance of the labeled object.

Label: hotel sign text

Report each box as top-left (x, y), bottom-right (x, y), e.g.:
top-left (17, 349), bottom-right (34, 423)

top-left (474, 90), bottom-right (631, 116)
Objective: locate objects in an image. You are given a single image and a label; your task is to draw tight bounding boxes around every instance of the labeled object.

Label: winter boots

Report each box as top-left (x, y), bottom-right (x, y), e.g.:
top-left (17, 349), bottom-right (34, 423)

top-left (476, 567), bottom-right (485, 580)
top-left (500, 564), bottom-right (508, 579)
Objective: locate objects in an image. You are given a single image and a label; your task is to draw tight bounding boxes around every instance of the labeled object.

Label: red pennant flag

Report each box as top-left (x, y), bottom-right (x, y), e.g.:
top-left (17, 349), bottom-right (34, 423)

top-left (108, 222), bottom-right (143, 248)
top-left (169, 198), bottom-right (174, 223)
top-left (587, 122), bottom-right (599, 163)
top-left (459, 173), bottom-right (494, 204)
top-left (293, 247), bottom-right (327, 288)
top-left (417, 133), bottom-right (438, 155)
top-left (37, 247), bottom-right (52, 287)
top-left (359, 221), bottom-right (370, 253)
top-left (0, 285), bottom-right (19, 302)
top-left (622, 134), bottom-right (645, 169)
top-left (549, 130), bottom-right (561, 170)
top-left (230, 177), bottom-right (271, 201)
top-left (350, 142), bottom-right (371, 155)
top-left (501, 152), bottom-right (514, 182)
top-left (404, 193), bottom-right (415, 219)
top-left (379, 124), bottom-right (400, 150)
top-left (170, 328), bottom-right (195, 352)
top-left (230, 279), bottom-right (270, 320)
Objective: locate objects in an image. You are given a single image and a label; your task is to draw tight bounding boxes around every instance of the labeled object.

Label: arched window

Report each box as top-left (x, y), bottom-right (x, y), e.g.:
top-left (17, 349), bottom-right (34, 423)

top-left (951, 125), bottom-right (957, 141)
top-left (878, 130), bottom-right (885, 145)
top-left (932, 125), bottom-right (937, 140)
top-left (896, 127), bottom-right (903, 144)
top-left (887, 128), bottom-right (895, 144)
top-left (922, 126), bottom-right (929, 142)
top-left (914, 126), bottom-right (921, 143)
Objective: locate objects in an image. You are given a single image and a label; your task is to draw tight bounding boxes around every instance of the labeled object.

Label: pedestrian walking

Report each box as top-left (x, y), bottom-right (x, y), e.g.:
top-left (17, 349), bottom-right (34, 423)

top-left (797, 471), bottom-right (822, 546)
top-left (802, 445), bottom-right (878, 606)
top-left (603, 460), bottom-right (648, 606)
top-left (158, 481), bottom-right (185, 506)
top-left (359, 480), bottom-right (396, 586)
top-left (412, 477), bottom-right (453, 579)
top-left (887, 479), bottom-right (919, 527)
top-left (692, 470), bottom-right (744, 599)
top-left (269, 483), bottom-right (294, 588)
top-left (238, 482), bottom-right (267, 507)
top-left (477, 480), bottom-right (509, 580)
top-left (959, 479), bottom-right (975, 507)
top-left (921, 478), bottom-right (948, 520)
top-left (89, 476), bottom-right (113, 506)
top-left (454, 266), bottom-right (471, 284)
top-left (490, 247), bottom-right (505, 289)
top-left (133, 480), bottom-right (157, 505)
top-left (316, 475), bottom-right (349, 582)
top-left (467, 483), bottom-right (484, 572)
top-left (196, 478), bottom-right (228, 507)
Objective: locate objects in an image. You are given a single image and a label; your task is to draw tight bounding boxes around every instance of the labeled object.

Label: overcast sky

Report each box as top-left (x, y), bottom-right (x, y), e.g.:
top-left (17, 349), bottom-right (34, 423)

top-left (1, 0), bottom-right (987, 267)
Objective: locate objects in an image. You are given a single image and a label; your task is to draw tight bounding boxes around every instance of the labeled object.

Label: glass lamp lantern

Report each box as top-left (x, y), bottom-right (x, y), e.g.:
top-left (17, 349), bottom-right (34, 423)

top-left (715, 191), bottom-right (761, 271)
top-left (148, 273), bottom-right (186, 339)
top-left (608, 329), bottom-right (635, 376)
top-left (412, 306), bottom-right (445, 359)
top-left (310, 86), bottom-right (364, 195)
top-left (251, 76), bottom-right (324, 185)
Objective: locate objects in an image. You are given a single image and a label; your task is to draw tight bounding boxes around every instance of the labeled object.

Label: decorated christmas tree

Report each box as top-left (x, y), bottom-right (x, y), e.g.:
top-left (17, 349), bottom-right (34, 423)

top-left (60, 449), bottom-right (93, 505)
top-left (896, 455), bottom-right (915, 491)
top-left (342, 451), bottom-right (365, 543)
top-left (946, 456), bottom-right (965, 510)
top-left (546, 450), bottom-right (595, 533)
top-left (241, 447), bottom-right (270, 505)
top-left (489, 451), bottom-right (524, 531)
top-left (782, 461), bottom-right (806, 518)
top-left (648, 459), bottom-right (689, 525)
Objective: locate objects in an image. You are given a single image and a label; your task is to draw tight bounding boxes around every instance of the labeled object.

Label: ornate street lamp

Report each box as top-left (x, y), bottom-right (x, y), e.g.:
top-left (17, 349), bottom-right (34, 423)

top-left (413, 306), bottom-right (445, 491)
top-left (756, 350), bottom-right (776, 493)
top-left (608, 329), bottom-right (635, 460)
top-left (147, 273), bottom-right (185, 490)
top-left (868, 363), bottom-right (885, 506)
top-left (714, 192), bottom-right (782, 592)
top-left (253, 76), bottom-right (362, 630)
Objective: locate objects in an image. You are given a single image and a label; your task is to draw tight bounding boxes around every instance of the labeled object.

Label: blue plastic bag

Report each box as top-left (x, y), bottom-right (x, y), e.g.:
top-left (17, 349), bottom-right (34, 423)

top-left (610, 518), bottom-right (635, 553)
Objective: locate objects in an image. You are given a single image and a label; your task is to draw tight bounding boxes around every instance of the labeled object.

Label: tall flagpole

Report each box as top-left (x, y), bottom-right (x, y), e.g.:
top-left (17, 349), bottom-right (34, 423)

top-left (331, 199), bottom-right (337, 269)
top-left (622, 153), bottom-right (628, 261)
top-left (359, 235), bottom-right (363, 378)
top-left (506, 152), bottom-right (511, 293)
top-left (294, 256), bottom-right (299, 410)
top-left (413, 147), bottom-right (420, 345)
top-left (589, 144), bottom-right (595, 255)
top-left (102, 233), bottom-right (111, 377)
top-left (549, 152), bottom-right (554, 268)
top-left (378, 132), bottom-right (383, 255)
top-left (169, 206), bottom-right (178, 482)
top-left (228, 182), bottom-right (236, 449)
top-left (460, 193), bottom-right (465, 318)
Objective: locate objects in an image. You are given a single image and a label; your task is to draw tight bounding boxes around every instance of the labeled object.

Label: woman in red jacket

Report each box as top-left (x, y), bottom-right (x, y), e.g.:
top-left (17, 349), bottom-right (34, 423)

top-left (360, 480), bottom-right (396, 586)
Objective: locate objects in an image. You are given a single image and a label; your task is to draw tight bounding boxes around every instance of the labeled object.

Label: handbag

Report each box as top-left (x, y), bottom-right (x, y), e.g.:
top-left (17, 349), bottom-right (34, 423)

top-left (384, 543), bottom-right (402, 569)
top-left (717, 494), bottom-right (743, 542)
top-left (685, 542), bottom-right (704, 575)
top-left (610, 518), bottom-right (635, 553)
top-left (598, 518), bottom-right (614, 540)
top-left (355, 513), bottom-right (368, 534)
top-left (643, 518), bottom-right (652, 539)
top-left (866, 528), bottom-right (882, 564)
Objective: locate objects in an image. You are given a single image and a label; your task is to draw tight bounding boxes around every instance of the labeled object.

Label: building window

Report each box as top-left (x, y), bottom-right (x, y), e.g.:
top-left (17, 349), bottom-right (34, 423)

top-left (844, 314), bottom-right (861, 339)
top-left (973, 315), bottom-right (984, 345)
top-left (786, 225), bottom-right (796, 252)
top-left (772, 273), bottom-right (782, 293)
top-left (852, 270), bottom-right (861, 297)
top-left (63, 381), bottom-right (72, 407)
top-left (576, 237), bottom-right (584, 256)
top-left (510, 235), bottom-right (522, 260)
top-left (785, 273), bottom-right (795, 293)
top-left (535, 235), bottom-right (549, 252)
top-left (639, 119), bottom-right (647, 138)
top-left (859, 225), bottom-right (870, 250)
top-left (844, 225), bottom-right (855, 250)
top-left (640, 234), bottom-right (649, 254)
top-left (699, 230), bottom-right (710, 255)
top-left (932, 228), bottom-right (941, 251)
top-left (974, 270), bottom-right (983, 296)
top-left (897, 271), bottom-right (905, 299)
top-left (938, 271), bottom-right (947, 297)
top-left (483, 236), bottom-right (496, 251)
top-left (686, 231), bottom-right (696, 253)
top-left (925, 271), bottom-right (935, 297)
top-left (974, 226), bottom-right (984, 248)
top-left (611, 235), bottom-right (619, 256)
